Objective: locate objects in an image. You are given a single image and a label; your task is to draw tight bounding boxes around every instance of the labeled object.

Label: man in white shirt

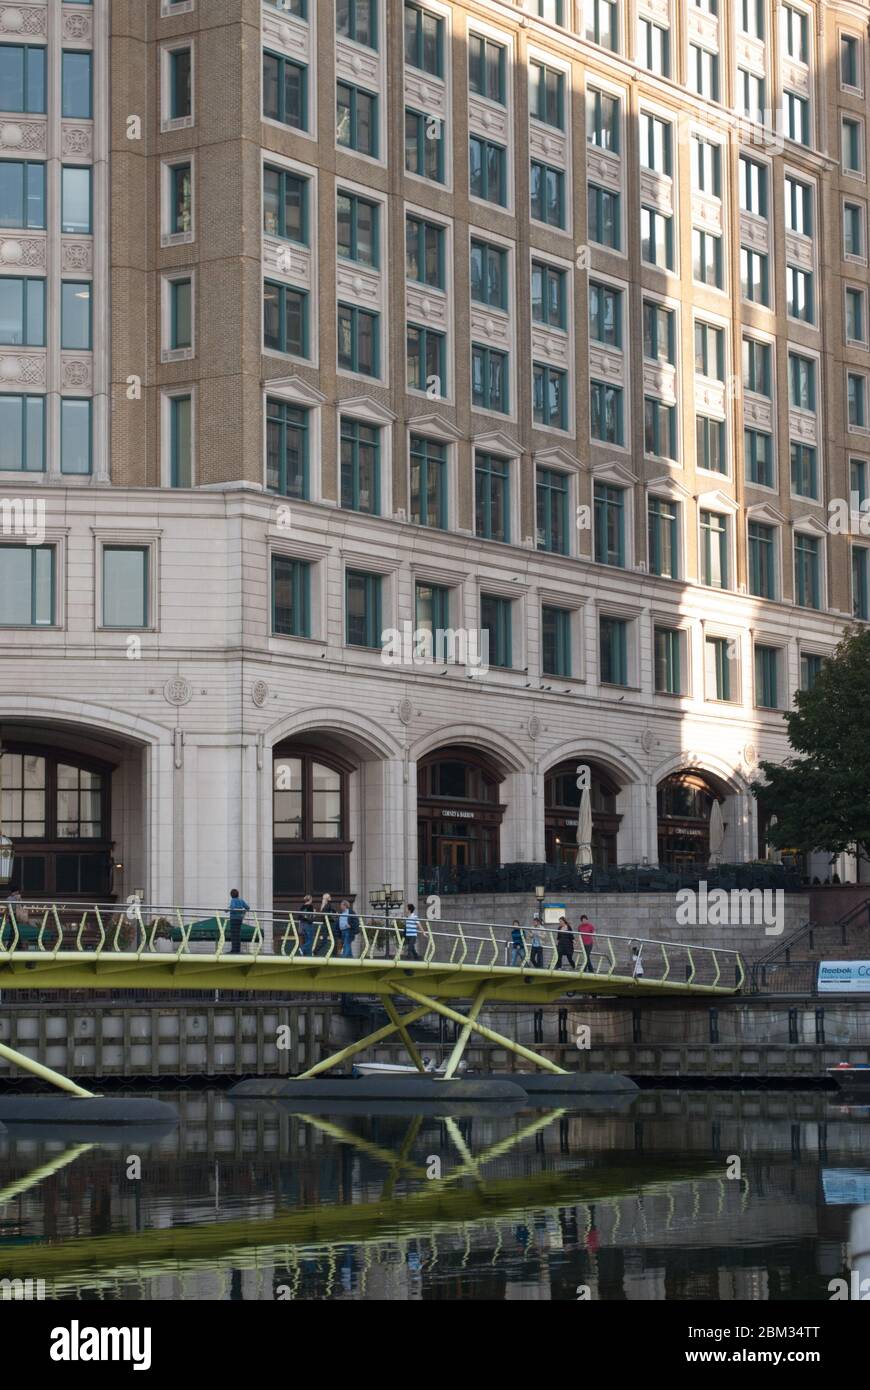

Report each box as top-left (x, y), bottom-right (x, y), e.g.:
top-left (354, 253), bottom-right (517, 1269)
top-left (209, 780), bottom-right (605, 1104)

top-left (404, 903), bottom-right (425, 960)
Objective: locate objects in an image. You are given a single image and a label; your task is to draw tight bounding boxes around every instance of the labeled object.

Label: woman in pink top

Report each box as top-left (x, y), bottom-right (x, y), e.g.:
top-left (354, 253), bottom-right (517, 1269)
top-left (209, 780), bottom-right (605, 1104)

top-left (578, 915), bottom-right (595, 973)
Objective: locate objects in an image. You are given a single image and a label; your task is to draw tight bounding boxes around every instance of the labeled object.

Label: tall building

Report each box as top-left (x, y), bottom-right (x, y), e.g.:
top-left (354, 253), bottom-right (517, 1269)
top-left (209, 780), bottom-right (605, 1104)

top-left (0, 0), bottom-right (868, 916)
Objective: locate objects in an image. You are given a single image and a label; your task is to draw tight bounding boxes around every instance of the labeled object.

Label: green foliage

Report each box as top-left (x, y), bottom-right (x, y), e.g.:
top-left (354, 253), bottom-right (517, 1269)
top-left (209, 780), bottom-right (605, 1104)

top-left (752, 628), bottom-right (870, 863)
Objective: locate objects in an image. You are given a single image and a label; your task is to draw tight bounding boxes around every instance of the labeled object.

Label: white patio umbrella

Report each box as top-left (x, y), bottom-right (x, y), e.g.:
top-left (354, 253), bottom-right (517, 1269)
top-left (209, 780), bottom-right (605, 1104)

top-left (575, 786), bottom-right (594, 869)
top-left (708, 799), bottom-right (725, 867)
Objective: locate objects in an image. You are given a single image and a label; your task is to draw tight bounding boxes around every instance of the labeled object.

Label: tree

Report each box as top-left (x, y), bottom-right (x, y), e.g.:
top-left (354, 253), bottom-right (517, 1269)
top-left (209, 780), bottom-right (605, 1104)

top-left (752, 628), bottom-right (870, 866)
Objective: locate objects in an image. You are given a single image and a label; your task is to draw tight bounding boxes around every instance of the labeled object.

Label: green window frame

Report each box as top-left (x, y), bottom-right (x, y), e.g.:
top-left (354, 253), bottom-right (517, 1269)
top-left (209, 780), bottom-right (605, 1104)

top-left (263, 280), bottom-right (308, 358)
top-left (590, 380), bottom-right (623, 445)
top-left (530, 160), bottom-right (565, 227)
top-left (468, 35), bottom-right (505, 105)
top-left (695, 322), bottom-right (724, 380)
top-left (794, 533), bottom-right (820, 609)
top-left (589, 280), bottom-right (621, 346)
top-left (337, 302), bottom-right (379, 377)
top-left (472, 240), bottom-right (507, 309)
top-left (748, 521), bottom-right (776, 598)
top-left (742, 337), bottom-right (771, 396)
top-left (842, 34), bottom-right (859, 88)
top-left (638, 17), bottom-right (671, 76)
top-left (849, 373), bottom-right (867, 428)
top-left (693, 136), bottom-right (721, 194)
top-left (599, 615), bottom-right (628, 686)
top-left (272, 555), bottom-right (312, 638)
top-left (170, 277), bottom-right (192, 350)
top-left (693, 229), bottom-right (723, 288)
top-left (410, 435), bottom-right (447, 529)
top-left (0, 159), bottom-right (45, 229)
top-left (800, 652), bottom-right (823, 689)
top-left (643, 300), bottom-right (674, 363)
top-left (648, 496), bottom-right (678, 577)
top-left (739, 156), bottom-right (767, 216)
top-left (61, 164), bottom-right (90, 234)
top-left (845, 205), bottom-right (863, 257)
top-left (529, 60), bottom-right (565, 129)
top-left (842, 117), bottom-right (862, 173)
top-left (415, 581), bottom-right (450, 636)
top-left (475, 451), bottom-right (510, 543)
top-left (337, 192), bottom-right (379, 267)
top-left (785, 92), bottom-right (810, 145)
top-left (586, 88), bottom-right (619, 153)
top-left (266, 398), bottom-right (308, 499)
top-left (62, 49), bottom-right (91, 119)
top-left (588, 184), bottom-right (620, 249)
top-left (480, 593), bottom-right (512, 669)
top-left (644, 397), bottom-right (677, 461)
top-left (61, 281), bottom-right (91, 350)
top-left (0, 44), bottom-right (46, 114)
top-left (707, 636), bottom-right (732, 702)
top-left (854, 547), bottom-right (869, 620)
top-left (340, 417), bottom-right (380, 515)
top-left (533, 363), bottom-right (568, 431)
top-left (336, 81), bottom-right (378, 157)
top-left (785, 176), bottom-right (812, 235)
top-left (537, 1), bottom-right (565, 24)
top-left (170, 162), bottom-right (192, 236)
top-left (404, 2), bottom-right (444, 77)
top-left (337, 0), bottom-right (377, 50)
top-left (789, 353), bottom-right (816, 412)
top-left (585, 0), bottom-right (617, 49)
top-left (532, 260), bottom-right (565, 328)
top-left (345, 570), bottom-right (382, 649)
top-left (787, 265), bottom-right (814, 322)
top-left (0, 393), bottom-right (44, 472)
top-left (846, 286), bottom-right (865, 342)
top-left (60, 397), bottom-right (91, 475)
top-left (689, 43), bottom-right (719, 100)
top-left (640, 113), bottom-right (672, 174)
top-left (406, 323), bottom-right (446, 396)
top-left (542, 605), bottom-right (572, 677)
top-left (263, 50), bottom-right (307, 129)
top-left (471, 344), bottom-right (508, 413)
top-left (0, 544), bottom-right (54, 627)
top-left (700, 510), bottom-right (727, 587)
top-left (0, 276), bottom-right (44, 347)
top-left (168, 47), bottom-right (191, 121)
top-left (641, 206), bottom-right (673, 268)
top-left (755, 645), bottom-right (779, 709)
top-left (851, 457), bottom-right (867, 507)
top-left (745, 428), bottom-right (773, 487)
top-left (594, 483), bottom-right (625, 567)
top-left (741, 247), bottom-right (770, 304)
top-left (102, 546), bottom-right (149, 630)
top-left (170, 394), bottom-right (192, 488)
top-left (469, 136), bottom-right (506, 206)
top-left (407, 216), bottom-right (444, 288)
top-left (405, 107), bottom-right (445, 183)
top-left (263, 165), bottom-right (307, 244)
top-left (790, 442), bottom-right (817, 498)
top-left (536, 467), bottom-right (568, 554)
top-left (696, 415), bottom-right (726, 474)
top-left (654, 627), bottom-right (681, 695)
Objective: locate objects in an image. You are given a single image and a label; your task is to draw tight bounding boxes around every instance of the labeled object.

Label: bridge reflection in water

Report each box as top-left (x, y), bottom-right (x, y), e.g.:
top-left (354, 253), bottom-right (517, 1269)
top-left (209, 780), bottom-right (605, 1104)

top-left (0, 1090), bottom-right (864, 1301)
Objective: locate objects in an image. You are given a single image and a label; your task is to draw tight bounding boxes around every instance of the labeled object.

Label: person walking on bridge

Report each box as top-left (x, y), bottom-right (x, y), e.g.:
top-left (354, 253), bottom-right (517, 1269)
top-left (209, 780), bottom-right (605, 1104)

top-left (298, 894), bottom-right (315, 956)
top-left (578, 914), bottom-right (596, 974)
top-left (529, 913), bottom-right (544, 969)
top-left (556, 915), bottom-right (575, 970)
top-left (226, 889), bottom-right (249, 955)
top-left (403, 903), bottom-right (426, 960)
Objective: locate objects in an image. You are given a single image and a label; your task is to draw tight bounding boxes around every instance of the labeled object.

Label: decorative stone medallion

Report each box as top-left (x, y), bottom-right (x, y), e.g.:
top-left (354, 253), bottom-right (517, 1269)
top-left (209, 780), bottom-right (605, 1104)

top-left (163, 678), bottom-right (192, 707)
top-left (252, 680), bottom-right (269, 708)
top-left (527, 715), bottom-right (542, 741)
top-left (397, 698), bottom-right (413, 725)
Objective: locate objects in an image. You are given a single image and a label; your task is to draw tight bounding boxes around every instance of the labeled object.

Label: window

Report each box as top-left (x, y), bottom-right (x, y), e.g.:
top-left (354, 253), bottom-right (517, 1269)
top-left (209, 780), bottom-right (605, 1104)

top-left (470, 136), bottom-right (507, 206)
top-left (407, 323), bottom-right (445, 395)
top-left (800, 652), bottom-right (823, 689)
top-left (851, 457), bottom-right (868, 508)
top-left (529, 61), bottom-right (564, 129)
top-left (789, 353), bottom-right (816, 412)
top-left (475, 451), bottom-right (510, 542)
top-left (740, 0), bottom-right (764, 38)
top-left (266, 398), bottom-right (308, 498)
top-left (740, 157), bottom-right (767, 216)
top-left (743, 338), bottom-right (771, 397)
top-left (586, 88), bottom-right (619, 153)
top-left (740, 247), bottom-right (769, 305)
top-left (266, 0), bottom-right (306, 12)
top-left (853, 547), bottom-right (869, 620)
top-left (0, 44), bottom-right (45, 113)
top-left (693, 229), bottom-right (723, 288)
top-left (62, 166), bottom-right (91, 234)
top-left (531, 260), bottom-right (564, 327)
top-left (847, 288), bottom-right (866, 342)
top-left (584, 0), bottom-right (617, 51)
top-left (410, 435), bottom-right (446, 529)
top-left (644, 398), bottom-right (677, 461)
top-left (346, 571), bottom-right (382, 648)
top-left (405, 108), bottom-right (444, 182)
top-left (794, 533), bottom-right (820, 609)
top-left (654, 627), bottom-right (681, 695)
top-left (264, 281), bottom-right (308, 357)
top-left (337, 192), bottom-right (378, 267)
top-left (0, 394), bottom-right (43, 472)
top-left (471, 240), bottom-right (507, 309)
top-left (784, 5), bottom-right (808, 63)
top-left (168, 276), bottom-right (192, 351)
top-left (842, 118), bottom-right (863, 175)
top-left (471, 344), bottom-right (508, 413)
top-left (594, 483), bottom-right (625, 567)
top-left (641, 206), bottom-right (673, 269)
top-left (791, 442), bottom-right (817, 499)
top-left (599, 615), bottom-right (628, 685)
top-left (468, 34), bottom-right (505, 105)
top-left (696, 416), bottom-right (726, 473)
top-left (648, 496), bottom-right (678, 577)
top-left (61, 281), bottom-right (91, 350)
top-left (0, 160), bottom-right (45, 229)
top-left (638, 18), bottom-right (670, 76)
top-left (60, 398), bottom-right (90, 475)
top-left (102, 547), bottom-right (148, 629)
top-left (748, 522), bottom-right (776, 598)
top-left (0, 277), bottom-right (44, 347)
top-left (533, 363), bottom-right (568, 430)
top-left (263, 166), bottom-right (307, 243)
top-left (480, 594), bottom-right (512, 669)
top-left (745, 428), bottom-right (773, 487)
top-left (542, 606), bottom-right (571, 678)
top-left (340, 417), bottom-right (380, 513)
top-left (689, 45), bottom-right (719, 101)
top-left (336, 0), bottom-right (377, 49)
top-left (841, 34), bottom-right (860, 90)
top-left (168, 47), bottom-right (191, 121)
top-left (336, 82), bottom-right (378, 157)
top-left (272, 556), bottom-right (311, 638)
top-left (416, 582), bottom-right (450, 641)
top-left (755, 646), bottom-right (778, 708)
top-left (695, 322), bottom-right (724, 380)
top-left (640, 113), bottom-right (672, 175)
top-left (785, 176), bottom-right (812, 235)
top-left (170, 394), bottom-right (192, 488)
top-left (337, 302), bottom-right (379, 376)
top-left (404, 3), bottom-right (443, 77)
top-left (844, 203), bottom-right (864, 258)
top-left (643, 300), bottom-right (674, 363)
top-left (784, 92), bottom-right (810, 146)
top-left (169, 162), bottom-right (193, 237)
top-left (263, 51), bottom-right (307, 131)
top-left (537, 0), bottom-right (565, 23)
top-left (706, 636), bottom-right (732, 701)
top-left (849, 373), bottom-right (867, 428)
top-left (62, 50), bottom-right (91, 119)
top-left (0, 545), bottom-right (53, 626)
top-left (693, 138), bottom-right (721, 196)
top-left (530, 161), bottom-right (564, 228)
top-left (590, 382), bottom-right (623, 446)
top-left (738, 69), bottom-right (766, 124)
top-left (787, 266), bottom-right (813, 322)
top-left (588, 185), bottom-right (620, 249)
top-left (588, 280), bottom-right (621, 345)
top-left (407, 216), bottom-right (444, 289)
top-left (700, 511), bottom-right (727, 587)
top-left (536, 467), bottom-right (568, 553)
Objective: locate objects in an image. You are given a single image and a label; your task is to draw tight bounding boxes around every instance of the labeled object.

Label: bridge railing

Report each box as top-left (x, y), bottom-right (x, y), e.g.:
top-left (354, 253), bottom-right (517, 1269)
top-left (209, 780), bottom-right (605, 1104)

top-left (0, 902), bottom-right (744, 990)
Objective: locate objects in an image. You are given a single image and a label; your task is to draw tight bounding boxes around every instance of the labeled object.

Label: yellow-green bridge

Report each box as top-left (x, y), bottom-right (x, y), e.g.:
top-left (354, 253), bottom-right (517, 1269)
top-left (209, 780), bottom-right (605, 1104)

top-left (0, 902), bottom-right (744, 1097)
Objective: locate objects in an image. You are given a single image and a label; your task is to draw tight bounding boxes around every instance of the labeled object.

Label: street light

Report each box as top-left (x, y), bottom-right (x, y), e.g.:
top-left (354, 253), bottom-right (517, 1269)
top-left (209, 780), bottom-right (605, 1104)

top-left (369, 881), bottom-right (403, 958)
top-left (0, 735), bottom-right (13, 886)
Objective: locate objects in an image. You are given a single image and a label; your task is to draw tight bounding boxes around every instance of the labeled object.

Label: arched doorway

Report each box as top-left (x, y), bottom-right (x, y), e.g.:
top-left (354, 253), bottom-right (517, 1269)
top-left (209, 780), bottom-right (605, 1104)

top-left (1, 743), bottom-right (113, 898)
top-left (544, 760), bottom-right (621, 867)
top-left (417, 746), bottom-right (505, 872)
top-left (657, 771), bottom-right (724, 869)
top-left (273, 744), bottom-right (354, 903)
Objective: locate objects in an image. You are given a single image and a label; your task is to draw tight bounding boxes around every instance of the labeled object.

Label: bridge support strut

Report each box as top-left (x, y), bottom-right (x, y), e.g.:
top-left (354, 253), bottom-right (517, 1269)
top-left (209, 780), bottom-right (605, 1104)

top-left (395, 986), bottom-right (569, 1076)
top-left (0, 1040), bottom-right (96, 1098)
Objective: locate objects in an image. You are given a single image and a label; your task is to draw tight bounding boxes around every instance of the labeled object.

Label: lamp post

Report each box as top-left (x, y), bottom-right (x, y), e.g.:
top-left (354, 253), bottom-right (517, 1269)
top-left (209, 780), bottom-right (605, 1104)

top-left (0, 734), bottom-right (14, 887)
top-left (369, 882), bottom-right (403, 958)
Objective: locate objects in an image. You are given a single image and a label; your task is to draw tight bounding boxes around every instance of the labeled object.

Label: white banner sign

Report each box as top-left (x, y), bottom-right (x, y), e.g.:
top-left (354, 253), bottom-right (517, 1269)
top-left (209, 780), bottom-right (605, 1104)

top-left (817, 961), bottom-right (870, 993)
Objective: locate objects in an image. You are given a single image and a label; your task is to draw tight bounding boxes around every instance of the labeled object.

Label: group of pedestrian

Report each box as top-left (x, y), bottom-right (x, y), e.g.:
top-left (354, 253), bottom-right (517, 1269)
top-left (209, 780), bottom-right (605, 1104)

top-left (508, 910), bottom-right (597, 972)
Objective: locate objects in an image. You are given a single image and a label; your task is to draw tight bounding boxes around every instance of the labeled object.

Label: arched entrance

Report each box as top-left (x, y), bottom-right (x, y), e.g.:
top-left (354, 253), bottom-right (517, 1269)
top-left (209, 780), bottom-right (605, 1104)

top-left (656, 770), bottom-right (725, 869)
top-left (544, 760), bottom-right (621, 866)
top-left (2, 742), bottom-right (113, 897)
top-left (417, 746), bottom-right (505, 872)
top-left (273, 743), bottom-right (353, 903)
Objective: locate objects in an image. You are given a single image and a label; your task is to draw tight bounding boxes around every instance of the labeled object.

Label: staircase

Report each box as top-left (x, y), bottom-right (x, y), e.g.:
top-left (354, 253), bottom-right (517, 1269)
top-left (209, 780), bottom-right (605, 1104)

top-left (751, 898), bottom-right (870, 994)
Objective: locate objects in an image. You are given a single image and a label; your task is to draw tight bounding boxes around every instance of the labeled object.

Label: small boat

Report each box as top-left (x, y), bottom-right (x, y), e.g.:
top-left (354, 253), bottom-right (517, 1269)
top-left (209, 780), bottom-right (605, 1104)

top-left (827, 1063), bottom-right (870, 1091)
top-left (352, 1058), bottom-right (467, 1078)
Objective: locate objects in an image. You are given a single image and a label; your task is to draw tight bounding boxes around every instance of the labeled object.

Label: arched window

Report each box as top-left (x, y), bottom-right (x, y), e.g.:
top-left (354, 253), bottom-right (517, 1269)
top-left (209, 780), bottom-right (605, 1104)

top-left (273, 747), bottom-right (351, 901)
top-left (2, 745), bottom-right (111, 897)
top-left (417, 747), bottom-right (504, 871)
top-left (544, 760), bottom-right (621, 867)
top-left (657, 772), bottom-right (721, 869)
